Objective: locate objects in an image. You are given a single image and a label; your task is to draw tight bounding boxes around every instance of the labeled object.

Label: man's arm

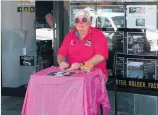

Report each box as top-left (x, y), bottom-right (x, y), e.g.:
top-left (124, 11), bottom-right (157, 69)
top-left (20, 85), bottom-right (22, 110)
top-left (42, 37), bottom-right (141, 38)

top-left (71, 54), bottom-right (105, 69)
top-left (84, 30), bottom-right (108, 66)
top-left (57, 55), bottom-right (69, 69)
top-left (57, 33), bottom-right (71, 69)
top-left (57, 33), bottom-right (70, 60)
top-left (57, 55), bottom-right (65, 65)
top-left (45, 13), bottom-right (54, 28)
top-left (83, 54), bottom-right (105, 66)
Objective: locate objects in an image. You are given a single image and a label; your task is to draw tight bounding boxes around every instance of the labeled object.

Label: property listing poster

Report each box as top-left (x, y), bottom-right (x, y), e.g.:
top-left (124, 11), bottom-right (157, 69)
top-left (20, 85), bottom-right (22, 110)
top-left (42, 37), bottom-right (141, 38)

top-left (157, 64), bottom-right (158, 80)
top-left (96, 5), bottom-right (125, 29)
top-left (97, 0), bottom-right (124, 2)
top-left (70, 0), bottom-right (96, 3)
top-left (127, 58), bottom-right (156, 80)
top-left (125, 0), bottom-right (157, 2)
top-left (126, 5), bottom-right (157, 29)
top-left (127, 32), bottom-right (157, 56)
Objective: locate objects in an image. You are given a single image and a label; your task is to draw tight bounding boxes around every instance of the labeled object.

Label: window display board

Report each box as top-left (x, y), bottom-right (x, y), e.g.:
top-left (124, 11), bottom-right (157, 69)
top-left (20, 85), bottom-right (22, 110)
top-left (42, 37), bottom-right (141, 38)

top-left (126, 58), bottom-right (156, 80)
top-left (127, 32), bottom-right (157, 56)
top-left (97, 0), bottom-right (124, 2)
top-left (126, 5), bottom-right (157, 29)
top-left (97, 5), bottom-right (125, 29)
top-left (125, 0), bottom-right (158, 2)
top-left (116, 57), bottom-right (124, 77)
top-left (116, 56), bottom-right (158, 94)
top-left (70, 0), bottom-right (96, 3)
top-left (69, 1), bottom-right (158, 95)
top-left (103, 31), bottom-right (124, 53)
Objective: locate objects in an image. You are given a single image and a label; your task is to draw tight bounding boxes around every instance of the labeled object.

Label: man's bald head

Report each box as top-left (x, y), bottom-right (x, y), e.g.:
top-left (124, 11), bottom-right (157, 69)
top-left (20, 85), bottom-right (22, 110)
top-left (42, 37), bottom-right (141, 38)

top-left (45, 13), bottom-right (54, 28)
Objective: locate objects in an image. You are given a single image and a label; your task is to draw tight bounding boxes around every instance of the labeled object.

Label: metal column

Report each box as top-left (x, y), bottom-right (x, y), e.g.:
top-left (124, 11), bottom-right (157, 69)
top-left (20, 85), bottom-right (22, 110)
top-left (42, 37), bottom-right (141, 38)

top-left (53, 1), bottom-right (64, 66)
top-left (53, 1), bottom-right (69, 66)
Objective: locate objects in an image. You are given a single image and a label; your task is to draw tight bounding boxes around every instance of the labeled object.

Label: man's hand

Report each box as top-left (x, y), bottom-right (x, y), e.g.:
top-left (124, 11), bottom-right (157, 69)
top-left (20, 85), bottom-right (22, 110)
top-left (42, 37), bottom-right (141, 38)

top-left (59, 62), bottom-right (69, 69)
top-left (70, 62), bottom-right (82, 70)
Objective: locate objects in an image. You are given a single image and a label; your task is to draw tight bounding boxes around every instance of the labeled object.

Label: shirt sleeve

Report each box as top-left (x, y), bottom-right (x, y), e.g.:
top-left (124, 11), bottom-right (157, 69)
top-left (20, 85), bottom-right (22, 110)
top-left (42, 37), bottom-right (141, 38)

top-left (57, 33), bottom-right (71, 57)
top-left (93, 30), bottom-right (109, 60)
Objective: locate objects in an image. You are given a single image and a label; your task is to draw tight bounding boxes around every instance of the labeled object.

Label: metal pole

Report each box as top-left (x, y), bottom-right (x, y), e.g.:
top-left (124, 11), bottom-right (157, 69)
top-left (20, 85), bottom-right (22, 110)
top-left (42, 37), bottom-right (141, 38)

top-left (53, 1), bottom-right (64, 66)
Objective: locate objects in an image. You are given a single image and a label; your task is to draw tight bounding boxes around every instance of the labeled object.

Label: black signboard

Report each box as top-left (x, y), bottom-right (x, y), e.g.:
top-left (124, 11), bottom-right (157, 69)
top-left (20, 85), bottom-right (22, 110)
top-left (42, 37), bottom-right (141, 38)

top-left (20, 56), bottom-right (35, 66)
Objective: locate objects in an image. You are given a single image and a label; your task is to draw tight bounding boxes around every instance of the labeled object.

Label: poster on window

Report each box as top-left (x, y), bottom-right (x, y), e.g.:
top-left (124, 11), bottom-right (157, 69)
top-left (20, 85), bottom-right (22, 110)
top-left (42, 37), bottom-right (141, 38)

top-left (157, 65), bottom-right (158, 80)
top-left (97, 0), bottom-right (124, 2)
top-left (70, 0), bottom-right (96, 3)
top-left (126, 5), bottom-right (157, 29)
top-left (146, 29), bottom-right (158, 53)
top-left (70, 5), bottom-right (95, 28)
top-left (127, 32), bottom-right (157, 56)
top-left (127, 58), bottom-right (156, 80)
top-left (103, 31), bottom-right (124, 53)
top-left (116, 57), bottom-right (124, 77)
top-left (96, 5), bottom-right (125, 29)
top-left (125, 0), bottom-right (158, 2)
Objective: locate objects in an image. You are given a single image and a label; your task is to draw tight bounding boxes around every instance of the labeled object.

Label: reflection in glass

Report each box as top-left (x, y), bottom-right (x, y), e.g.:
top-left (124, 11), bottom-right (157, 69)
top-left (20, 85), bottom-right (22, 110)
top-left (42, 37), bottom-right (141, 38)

top-left (127, 32), bottom-right (157, 56)
top-left (116, 57), bottom-right (124, 77)
top-left (70, 5), bottom-right (95, 28)
top-left (126, 5), bottom-right (157, 29)
top-left (36, 11), bottom-right (54, 71)
top-left (146, 29), bottom-right (158, 52)
top-left (125, 0), bottom-right (157, 2)
top-left (127, 59), bottom-right (156, 80)
top-left (97, 0), bottom-right (124, 2)
top-left (97, 5), bottom-right (125, 30)
top-left (70, 0), bottom-right (96, 3)
top-left (112, 16), bottom-right (125, 28)
top-left (103, 32), bottom-right (124, 53)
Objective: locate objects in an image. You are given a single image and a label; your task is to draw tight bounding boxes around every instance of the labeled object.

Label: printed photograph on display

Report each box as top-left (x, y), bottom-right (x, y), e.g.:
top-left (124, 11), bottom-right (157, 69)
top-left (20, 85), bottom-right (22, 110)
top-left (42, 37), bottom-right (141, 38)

top-left (96, 5), bottom-right (125, 29)
top-left (97, 0), bottom-right (124, 2)
top-left (126, 5), bottom-right (157, 29)
top-left (146, 29), bottom-right (158, 54)
top-left (157, 65), bottom-right (158, 80)
top-left (115, 57), bottom-right (124, 77)
top-left (70, 5), bottom-right (95, 28)
top-left (127, 58), bottom-right (156, 80)
top-left (156, 61), bottom-right (158, 80)
top-left (125, 0), bottom-right (158, 2)
top-left (103, 31), bottom-right (124, 53)
top-left (70, 0), bottom-right (96, 3)
top-left (47, 71), bottom-right (76, 76)
top-left (136, 18), bottom-right (145, 27)
top-left (127, 32), bottom-right (157, 56)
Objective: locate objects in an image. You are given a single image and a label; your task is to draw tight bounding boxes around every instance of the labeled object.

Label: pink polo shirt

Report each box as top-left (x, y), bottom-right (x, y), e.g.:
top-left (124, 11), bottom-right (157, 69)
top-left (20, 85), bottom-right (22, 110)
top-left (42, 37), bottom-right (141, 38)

top-left (57, 27), bottom-right (109, 79)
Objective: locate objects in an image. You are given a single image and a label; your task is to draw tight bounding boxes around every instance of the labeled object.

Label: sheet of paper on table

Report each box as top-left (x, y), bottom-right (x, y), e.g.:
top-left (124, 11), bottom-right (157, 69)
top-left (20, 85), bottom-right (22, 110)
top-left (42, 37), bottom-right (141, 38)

top-left (46, 71), bottom-right (76, 76)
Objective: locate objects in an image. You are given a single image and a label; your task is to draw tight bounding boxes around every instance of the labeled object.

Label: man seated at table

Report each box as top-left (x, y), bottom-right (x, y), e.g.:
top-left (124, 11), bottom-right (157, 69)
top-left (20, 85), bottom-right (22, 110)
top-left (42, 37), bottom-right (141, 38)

top-left (57, 10), bottom-right (109, 83)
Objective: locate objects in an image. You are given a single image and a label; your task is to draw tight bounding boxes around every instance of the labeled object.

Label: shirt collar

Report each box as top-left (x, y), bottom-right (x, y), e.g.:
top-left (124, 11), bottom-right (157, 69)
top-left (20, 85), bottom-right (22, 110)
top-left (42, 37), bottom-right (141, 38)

top-left (73, 27), bottom-right (92, 38)
top-left (76, 31), bottom-right (80, 38)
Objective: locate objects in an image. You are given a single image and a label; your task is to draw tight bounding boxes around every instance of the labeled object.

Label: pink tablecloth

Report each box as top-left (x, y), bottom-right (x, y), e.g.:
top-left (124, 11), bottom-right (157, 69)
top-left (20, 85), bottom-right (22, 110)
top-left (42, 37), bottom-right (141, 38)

top-left (21, 66), bottom-right (111, 115)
